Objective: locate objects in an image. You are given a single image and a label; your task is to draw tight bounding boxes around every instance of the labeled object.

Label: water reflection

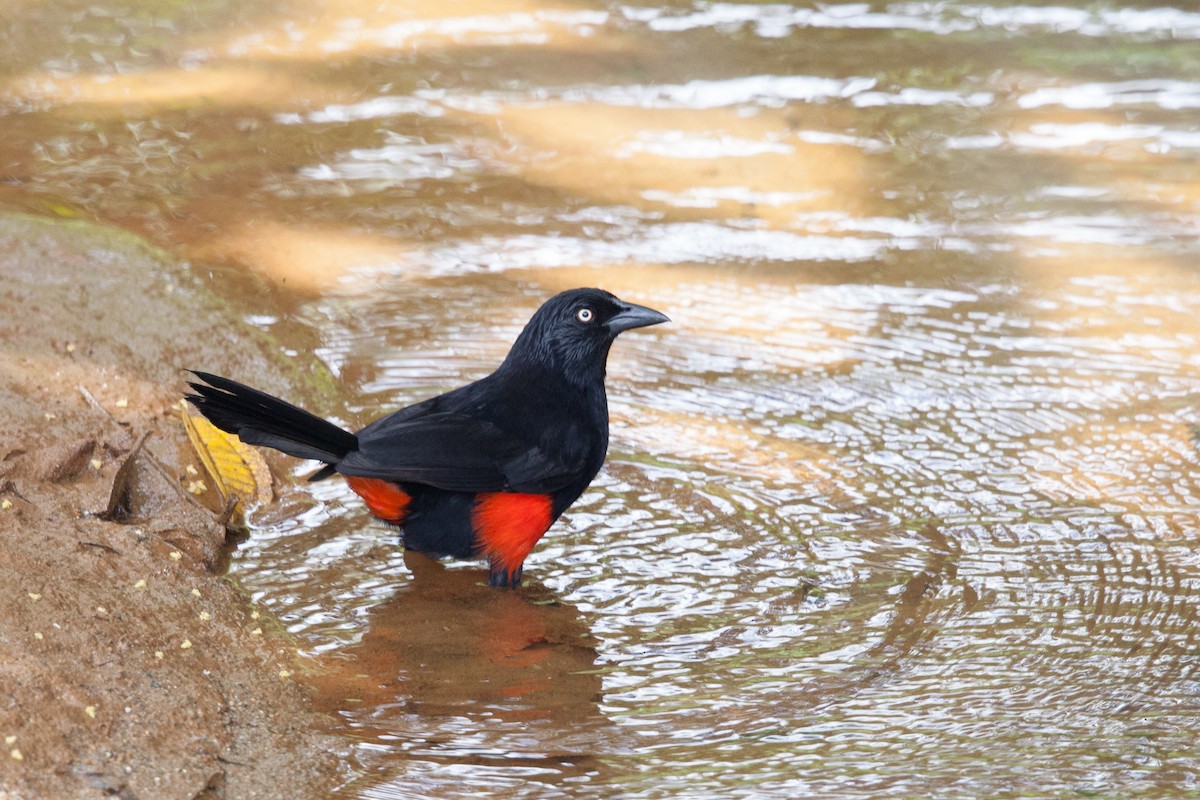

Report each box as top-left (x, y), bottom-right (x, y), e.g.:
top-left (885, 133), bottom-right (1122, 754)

top-left (312, 552), bottom-right (602, 725)
top-left (307, 552), bottom-right (610, 797)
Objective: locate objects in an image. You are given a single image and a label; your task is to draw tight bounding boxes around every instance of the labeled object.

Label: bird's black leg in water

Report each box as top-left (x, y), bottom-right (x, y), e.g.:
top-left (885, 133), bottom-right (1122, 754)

top-left (488, 563), bottom-right (523, 588)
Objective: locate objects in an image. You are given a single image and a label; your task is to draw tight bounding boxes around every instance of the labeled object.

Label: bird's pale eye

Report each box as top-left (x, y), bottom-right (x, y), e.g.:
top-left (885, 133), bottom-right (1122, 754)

top-left (576, 308), bottom-right (594, 323)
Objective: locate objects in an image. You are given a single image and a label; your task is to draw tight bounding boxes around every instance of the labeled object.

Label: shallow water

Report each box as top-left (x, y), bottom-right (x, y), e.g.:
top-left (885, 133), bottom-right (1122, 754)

top-left (5, 1), bottom-right (1200, 797)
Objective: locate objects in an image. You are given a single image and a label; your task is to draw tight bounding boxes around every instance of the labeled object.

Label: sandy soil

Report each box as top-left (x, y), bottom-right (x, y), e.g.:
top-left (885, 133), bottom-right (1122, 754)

top-left (0, 214), bottom-right (342, 799)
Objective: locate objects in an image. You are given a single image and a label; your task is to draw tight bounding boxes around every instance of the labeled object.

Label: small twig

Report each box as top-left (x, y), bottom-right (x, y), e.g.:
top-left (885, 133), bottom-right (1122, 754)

top-left (77, 384), bottom-right (134, 441)
top-left (0, 479), bottom-right (29, 503)
top-left (78, 541), bottom-right (121, 555)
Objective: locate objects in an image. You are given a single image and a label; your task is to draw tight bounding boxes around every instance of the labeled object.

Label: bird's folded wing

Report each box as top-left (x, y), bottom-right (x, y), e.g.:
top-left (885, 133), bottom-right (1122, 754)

top-left (335, 413), bottom-right (575, 493)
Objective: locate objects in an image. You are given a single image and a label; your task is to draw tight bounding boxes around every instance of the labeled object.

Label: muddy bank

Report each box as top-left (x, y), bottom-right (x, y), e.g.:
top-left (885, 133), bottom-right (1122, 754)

top-left (0, 214), bottom-right (341, 799)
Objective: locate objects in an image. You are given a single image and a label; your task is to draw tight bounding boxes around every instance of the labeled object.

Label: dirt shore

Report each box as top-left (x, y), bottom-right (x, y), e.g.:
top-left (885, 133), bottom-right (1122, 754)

top-left (0, 214), bottom-right (343, 799)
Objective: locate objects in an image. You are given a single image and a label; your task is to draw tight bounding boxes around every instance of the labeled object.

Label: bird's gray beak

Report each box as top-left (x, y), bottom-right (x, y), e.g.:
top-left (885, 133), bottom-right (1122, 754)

top-left (607, 301), bottom-right (671, 334)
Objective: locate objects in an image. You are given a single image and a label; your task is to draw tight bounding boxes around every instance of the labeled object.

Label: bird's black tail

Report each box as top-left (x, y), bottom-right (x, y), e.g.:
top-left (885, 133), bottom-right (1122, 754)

top-left (185, 371), bottom-right (357, 470)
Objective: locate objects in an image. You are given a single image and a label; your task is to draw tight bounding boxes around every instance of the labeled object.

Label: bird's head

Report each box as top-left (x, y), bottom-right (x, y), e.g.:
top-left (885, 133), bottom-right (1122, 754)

top-left (503, 288), bottom-right (670, 382)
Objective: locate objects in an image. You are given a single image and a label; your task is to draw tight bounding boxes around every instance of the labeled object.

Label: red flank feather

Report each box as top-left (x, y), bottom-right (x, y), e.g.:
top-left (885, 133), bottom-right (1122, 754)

top-left (346, 476), bottom-right (411, 523)
top-left (472, 493), bottom-right (553, 581)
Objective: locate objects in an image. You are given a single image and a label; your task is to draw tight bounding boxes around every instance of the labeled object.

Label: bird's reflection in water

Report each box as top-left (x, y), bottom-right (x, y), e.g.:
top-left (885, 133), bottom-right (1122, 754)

top-left (308, 551), bottom-right (607, 778)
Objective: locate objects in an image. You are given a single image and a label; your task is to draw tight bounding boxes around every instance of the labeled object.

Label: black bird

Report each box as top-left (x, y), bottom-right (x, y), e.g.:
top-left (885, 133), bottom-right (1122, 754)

top-left (187, 288), bottom-right (669, 586)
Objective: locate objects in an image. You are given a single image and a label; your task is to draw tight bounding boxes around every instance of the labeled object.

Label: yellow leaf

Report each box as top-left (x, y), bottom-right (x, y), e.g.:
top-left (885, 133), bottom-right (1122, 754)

top-left (180, 411), bottom-right (273, 524)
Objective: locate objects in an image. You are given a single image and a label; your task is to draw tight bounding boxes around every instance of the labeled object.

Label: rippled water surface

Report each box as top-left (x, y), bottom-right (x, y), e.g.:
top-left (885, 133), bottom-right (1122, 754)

top-left (5, 1), bottom-right (1200, 797)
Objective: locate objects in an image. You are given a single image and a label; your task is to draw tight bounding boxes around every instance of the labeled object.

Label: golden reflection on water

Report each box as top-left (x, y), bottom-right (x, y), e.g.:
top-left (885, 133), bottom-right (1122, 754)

top-left (491, 103), bottom-right (867, 225)
top-left (6, 0), bottom-right (1200, 798)
top-left (8, 65), bottom-right (344, 111)
top-left (189, 221), bottom-right (413, 293)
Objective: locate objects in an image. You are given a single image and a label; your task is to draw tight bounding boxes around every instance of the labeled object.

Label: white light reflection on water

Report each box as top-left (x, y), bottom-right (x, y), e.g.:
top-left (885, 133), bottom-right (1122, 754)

top-left (622, 3), bottom-right (1200, 40)
top-left (1019, 80), bottom-right (1200, 111)
top-left (298, 135), bottom-right (484, 184)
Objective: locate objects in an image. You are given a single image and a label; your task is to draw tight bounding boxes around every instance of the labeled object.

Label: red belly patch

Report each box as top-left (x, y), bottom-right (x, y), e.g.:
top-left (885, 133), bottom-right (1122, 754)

top-left (345, 476), bottom-right (411, 523)
top-left (472, 492), bottom-right (553, 579)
